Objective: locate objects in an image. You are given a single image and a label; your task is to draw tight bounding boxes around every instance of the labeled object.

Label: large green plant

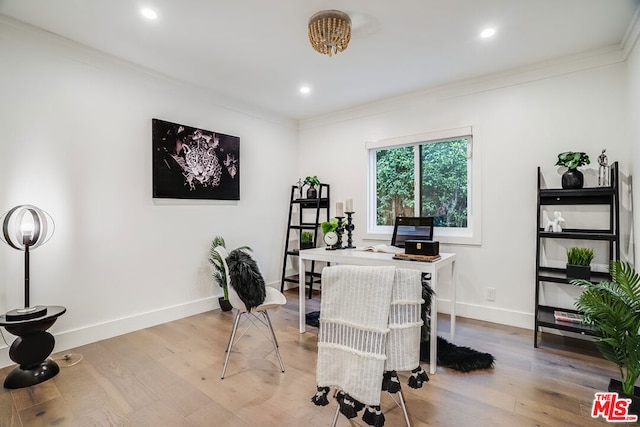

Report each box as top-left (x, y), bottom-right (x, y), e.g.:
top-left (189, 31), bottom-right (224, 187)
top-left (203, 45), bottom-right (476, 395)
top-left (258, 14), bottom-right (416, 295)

top-left (208, 236), bottom-right (251, 300)
top-left (573, 261), bottom-right (640, 395)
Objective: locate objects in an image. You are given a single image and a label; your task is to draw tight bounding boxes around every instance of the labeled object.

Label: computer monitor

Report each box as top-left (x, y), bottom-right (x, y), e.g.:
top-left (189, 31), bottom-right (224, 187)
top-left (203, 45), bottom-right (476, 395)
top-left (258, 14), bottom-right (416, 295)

top-left (391, 216), bottom-right (434, 248)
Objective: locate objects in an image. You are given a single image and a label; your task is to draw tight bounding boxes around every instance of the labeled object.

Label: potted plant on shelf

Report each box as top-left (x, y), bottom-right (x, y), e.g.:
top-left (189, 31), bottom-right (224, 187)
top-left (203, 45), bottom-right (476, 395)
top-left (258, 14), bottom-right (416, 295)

top-left (555, 151), bottom-right (590, 189)
top-left (573, 261), bottom-right (640, 414)
top-left (208, 236), bottom-right (252, 312)
top-left (566, 247), bottom-right (594, 280)
top-left (304, 175), bottom-right (321, 199)
top-left (300, 231), bottom-right (314, 250)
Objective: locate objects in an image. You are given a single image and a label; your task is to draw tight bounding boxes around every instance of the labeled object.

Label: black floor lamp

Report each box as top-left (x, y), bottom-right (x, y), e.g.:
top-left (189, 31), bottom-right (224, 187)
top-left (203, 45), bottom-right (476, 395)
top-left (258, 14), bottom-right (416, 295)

top-left (0, 204), bottom-right (66, 389)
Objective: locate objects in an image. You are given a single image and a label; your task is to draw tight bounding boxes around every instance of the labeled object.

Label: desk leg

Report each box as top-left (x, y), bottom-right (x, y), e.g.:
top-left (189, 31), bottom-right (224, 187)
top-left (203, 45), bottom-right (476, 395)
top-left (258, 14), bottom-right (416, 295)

top-left (450, 259), bottom-right (457, 343)
top-left (299, 257), bottom-right (306, 333)
top-left (430, 269), bottom-right (438, 375)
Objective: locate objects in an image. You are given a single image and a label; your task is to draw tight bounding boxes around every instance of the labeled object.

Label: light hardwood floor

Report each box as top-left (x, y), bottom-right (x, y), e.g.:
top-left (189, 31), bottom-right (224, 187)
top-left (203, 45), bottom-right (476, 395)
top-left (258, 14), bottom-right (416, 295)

top-left (0, 289), bottom-right (620, 426)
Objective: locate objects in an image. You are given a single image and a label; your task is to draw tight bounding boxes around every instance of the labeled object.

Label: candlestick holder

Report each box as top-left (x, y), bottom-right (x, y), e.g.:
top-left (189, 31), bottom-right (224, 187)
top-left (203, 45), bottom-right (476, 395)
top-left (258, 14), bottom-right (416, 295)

top-left (344, 212), bottom-right (355, 248)
top-left (335, 216), bottom-right (345, 249)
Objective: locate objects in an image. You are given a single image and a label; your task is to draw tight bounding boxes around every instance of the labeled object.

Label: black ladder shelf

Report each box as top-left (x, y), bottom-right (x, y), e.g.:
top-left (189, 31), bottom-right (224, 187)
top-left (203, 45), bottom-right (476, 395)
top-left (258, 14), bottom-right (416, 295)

top-left (280, 183), bottom-right (330, 298)
top-left (534, 161), bottom-right (620, 347)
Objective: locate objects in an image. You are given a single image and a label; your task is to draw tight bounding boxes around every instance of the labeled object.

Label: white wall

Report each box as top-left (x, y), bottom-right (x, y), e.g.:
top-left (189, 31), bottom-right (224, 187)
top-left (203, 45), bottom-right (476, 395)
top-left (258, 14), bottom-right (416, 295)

top-left (0, 18), bottom-right (298, 366)
top-left (298, 49), bottom-right (632, 329)
top-left (628, 20), bottom-right (640, 268)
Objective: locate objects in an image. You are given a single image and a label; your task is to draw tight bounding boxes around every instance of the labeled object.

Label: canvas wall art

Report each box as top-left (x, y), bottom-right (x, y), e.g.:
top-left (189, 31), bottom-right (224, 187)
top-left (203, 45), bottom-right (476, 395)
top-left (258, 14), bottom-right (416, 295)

top-left (152, 118), bottom-right (240, 200)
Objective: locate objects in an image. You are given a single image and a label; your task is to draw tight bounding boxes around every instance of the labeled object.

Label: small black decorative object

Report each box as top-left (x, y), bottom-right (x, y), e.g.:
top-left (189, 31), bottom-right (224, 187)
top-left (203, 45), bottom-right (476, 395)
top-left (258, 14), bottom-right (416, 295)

top-left (344, 212), bottom-right (355, 248)
top-left (335, 217), bottom-right (345, 249)
top-left (555, 151), bottom-right (590, 189)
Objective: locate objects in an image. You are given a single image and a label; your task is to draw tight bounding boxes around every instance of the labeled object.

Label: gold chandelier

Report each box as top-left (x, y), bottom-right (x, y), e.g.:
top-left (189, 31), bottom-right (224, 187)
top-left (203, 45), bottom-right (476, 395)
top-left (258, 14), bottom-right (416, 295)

top-left (308, 10), bottom-right (352, 57)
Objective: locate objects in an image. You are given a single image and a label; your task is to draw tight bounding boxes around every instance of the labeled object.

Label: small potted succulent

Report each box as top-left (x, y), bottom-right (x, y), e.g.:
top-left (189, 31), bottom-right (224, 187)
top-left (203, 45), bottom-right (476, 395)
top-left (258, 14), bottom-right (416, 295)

top-left (304, 175), bottom-right (321, 199)
top-left (566, 247), bottom-right (594, 280)
top-left (300, 231), bottom-right (314, 250)
top-left (555, 151), bottom-right (590, 189)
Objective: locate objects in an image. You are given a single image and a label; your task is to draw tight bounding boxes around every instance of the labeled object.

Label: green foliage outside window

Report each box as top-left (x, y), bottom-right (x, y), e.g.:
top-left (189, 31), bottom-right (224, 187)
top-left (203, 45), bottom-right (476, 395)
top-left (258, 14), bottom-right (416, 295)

top-left (421, 139), bottom-right (468, 227)
top-left (375, 138), bottom-right (468, 228)
top-left (376, 146), bottom-right (415, 225)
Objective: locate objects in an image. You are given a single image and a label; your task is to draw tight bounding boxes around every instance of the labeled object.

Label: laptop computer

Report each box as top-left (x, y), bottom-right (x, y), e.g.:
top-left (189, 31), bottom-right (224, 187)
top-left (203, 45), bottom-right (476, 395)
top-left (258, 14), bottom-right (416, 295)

top-left (390, 216), bottom-right (434, 248)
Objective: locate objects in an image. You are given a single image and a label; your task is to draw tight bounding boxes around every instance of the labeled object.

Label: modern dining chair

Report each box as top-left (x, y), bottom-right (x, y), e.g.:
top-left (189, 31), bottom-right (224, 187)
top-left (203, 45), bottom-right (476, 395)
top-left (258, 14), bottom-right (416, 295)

top-left (215, 246), bottom-right (286, 379)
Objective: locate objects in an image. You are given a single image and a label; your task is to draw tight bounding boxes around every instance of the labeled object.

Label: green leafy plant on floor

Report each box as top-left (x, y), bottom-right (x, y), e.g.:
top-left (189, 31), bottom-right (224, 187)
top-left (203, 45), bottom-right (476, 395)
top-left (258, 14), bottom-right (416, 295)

top-left (566, 247), bottom-right (594, 266)
top-left (208, 236), bottom-right (251, 300)
top-left (573, 261), bottom-right (640, 396)
top-left (555, 152), bottom-right (590, 170)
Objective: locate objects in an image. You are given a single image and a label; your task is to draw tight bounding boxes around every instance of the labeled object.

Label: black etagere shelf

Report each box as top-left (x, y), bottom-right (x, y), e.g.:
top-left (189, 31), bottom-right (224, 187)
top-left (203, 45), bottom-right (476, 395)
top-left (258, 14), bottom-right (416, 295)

top-left (534, 162), bottom-right (619, 347)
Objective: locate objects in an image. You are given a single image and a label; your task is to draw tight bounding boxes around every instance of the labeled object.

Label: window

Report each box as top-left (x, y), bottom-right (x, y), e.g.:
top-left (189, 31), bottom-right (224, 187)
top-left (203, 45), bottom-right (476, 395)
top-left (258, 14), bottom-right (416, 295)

top-left (366, 126), bottom-right (481, 245)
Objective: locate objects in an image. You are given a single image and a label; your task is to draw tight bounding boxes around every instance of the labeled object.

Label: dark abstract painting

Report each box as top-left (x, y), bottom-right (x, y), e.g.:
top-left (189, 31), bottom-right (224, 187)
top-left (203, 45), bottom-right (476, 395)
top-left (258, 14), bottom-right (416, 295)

top-left (152, 118), bottom-right (240, 200)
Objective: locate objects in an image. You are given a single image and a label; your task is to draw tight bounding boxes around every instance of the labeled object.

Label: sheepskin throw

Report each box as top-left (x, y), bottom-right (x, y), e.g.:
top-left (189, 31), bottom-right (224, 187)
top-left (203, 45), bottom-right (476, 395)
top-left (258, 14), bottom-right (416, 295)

top-left (226, 249), bottom-right (266, 311)
top-left (315, 265), bottom-right (396, 406)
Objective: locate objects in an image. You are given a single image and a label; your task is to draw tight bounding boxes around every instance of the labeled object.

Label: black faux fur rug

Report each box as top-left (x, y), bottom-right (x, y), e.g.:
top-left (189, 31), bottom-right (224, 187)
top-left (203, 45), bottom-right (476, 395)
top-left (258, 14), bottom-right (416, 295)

top-left (420, 336), bottom-right (495, 372)
top-left (305, 311), bottom-right (495, 372)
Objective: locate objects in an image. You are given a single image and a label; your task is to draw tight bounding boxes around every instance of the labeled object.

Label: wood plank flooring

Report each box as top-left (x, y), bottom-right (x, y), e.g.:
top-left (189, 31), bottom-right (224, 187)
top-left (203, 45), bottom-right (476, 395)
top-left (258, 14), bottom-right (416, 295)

top-left (0, 289), bottom-right (621, 426)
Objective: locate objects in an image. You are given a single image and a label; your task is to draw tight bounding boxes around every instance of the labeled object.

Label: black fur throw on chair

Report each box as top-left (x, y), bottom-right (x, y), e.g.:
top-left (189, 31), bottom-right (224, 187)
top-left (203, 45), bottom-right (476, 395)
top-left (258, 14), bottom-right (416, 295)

top-left (227, 249), bottom-right (266, 311)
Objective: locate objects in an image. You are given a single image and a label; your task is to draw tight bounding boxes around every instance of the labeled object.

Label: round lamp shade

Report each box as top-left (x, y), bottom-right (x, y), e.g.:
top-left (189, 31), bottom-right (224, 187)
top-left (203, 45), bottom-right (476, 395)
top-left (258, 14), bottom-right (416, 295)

top-left (1, 205), bottom-right (55, 251)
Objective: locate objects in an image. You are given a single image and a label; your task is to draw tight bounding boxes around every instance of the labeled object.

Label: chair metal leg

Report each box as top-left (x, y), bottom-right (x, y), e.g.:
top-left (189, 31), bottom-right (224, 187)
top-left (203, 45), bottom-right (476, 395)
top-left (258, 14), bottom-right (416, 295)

top-left (331, 402), bottom-right (340, 427)
top-left (221, 311), bottom-right (242, 379)
top-left (397, 390), bottom-right (411, 427)
top-left (263, 311), bottom-right (285, 372)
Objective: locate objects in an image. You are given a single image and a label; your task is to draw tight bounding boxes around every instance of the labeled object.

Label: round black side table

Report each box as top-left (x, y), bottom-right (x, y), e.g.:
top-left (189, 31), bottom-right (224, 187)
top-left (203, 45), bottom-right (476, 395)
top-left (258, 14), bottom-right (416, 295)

top-left (0, 305), bottom-right (66, 389)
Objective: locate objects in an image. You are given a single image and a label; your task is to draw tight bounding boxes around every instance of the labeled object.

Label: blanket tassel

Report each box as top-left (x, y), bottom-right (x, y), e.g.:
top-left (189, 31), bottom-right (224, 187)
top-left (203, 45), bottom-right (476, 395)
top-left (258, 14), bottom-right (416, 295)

top-left (337, 392), bottom-right (364, 419)
top-left (310, 386), bottom-right (330, 406)
top-left (408, 366), bottom-right (429, 389)
top-left (362, 405), bottom-right (385, 427)
top-left (381, 371), bottom-right (402, 394)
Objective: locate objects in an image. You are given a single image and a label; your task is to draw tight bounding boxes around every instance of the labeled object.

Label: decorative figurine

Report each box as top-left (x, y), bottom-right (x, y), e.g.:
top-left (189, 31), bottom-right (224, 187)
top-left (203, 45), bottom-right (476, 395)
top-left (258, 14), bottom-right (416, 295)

top-left (544, 211), bottom-right (564, 232)
top-left (598, 149), bottom-right (609, 187)
top-left (295, 178), bottom-right (304, 199)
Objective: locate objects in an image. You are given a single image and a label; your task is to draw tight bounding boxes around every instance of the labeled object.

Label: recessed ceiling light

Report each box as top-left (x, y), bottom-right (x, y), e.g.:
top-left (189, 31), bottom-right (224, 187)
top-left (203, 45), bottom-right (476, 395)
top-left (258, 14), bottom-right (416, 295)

top-left (141, 8), bottom-right (158, 20)
top-left (480, 28), bottom-right (496, 39)
top-left (300, 85), bottom-right (311, 95)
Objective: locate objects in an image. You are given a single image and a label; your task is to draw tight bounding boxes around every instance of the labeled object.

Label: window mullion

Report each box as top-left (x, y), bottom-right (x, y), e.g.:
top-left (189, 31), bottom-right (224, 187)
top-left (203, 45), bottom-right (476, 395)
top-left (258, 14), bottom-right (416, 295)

top-left (414, 145), bottom-right (420, 217)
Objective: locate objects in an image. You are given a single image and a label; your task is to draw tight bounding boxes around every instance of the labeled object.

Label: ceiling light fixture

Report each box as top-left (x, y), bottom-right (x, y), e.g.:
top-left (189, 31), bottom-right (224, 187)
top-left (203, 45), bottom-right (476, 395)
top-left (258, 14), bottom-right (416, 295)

top-left (308, 10), bottom-right (351, 57)
top-left (141, 8), bottom-right (158, 20)
top-left (480, 28), bottom-right (496, 38)
top-left (300, 85), bottom-right (311, 95)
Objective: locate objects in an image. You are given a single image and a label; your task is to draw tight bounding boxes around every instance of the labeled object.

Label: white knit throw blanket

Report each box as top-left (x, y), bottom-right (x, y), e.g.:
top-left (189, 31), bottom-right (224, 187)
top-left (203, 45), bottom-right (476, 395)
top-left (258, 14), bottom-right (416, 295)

top-left (316, 265), bottom-right (396, 406)
top-left (385, 268), bottom-right (424, 372)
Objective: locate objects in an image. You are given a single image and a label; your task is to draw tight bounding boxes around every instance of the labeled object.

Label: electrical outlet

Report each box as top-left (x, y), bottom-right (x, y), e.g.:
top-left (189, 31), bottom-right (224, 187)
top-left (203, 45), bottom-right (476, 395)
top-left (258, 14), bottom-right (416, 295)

top-left (486, 287), bottom-right (496, 301)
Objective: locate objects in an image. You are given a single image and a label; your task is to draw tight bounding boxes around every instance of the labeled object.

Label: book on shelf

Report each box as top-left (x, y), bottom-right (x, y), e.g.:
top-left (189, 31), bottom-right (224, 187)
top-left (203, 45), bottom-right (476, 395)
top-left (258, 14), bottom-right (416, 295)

top-left (392, 253), bottom-right (441, 262)
top-left (357, 244), bottom-right (404, 254)
top-left (553, 310), bottom-right (584, 324)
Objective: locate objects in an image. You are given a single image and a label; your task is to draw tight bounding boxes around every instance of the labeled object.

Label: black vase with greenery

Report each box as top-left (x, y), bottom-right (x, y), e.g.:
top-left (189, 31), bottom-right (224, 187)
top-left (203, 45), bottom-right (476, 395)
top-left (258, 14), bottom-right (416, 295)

top-left (555, 151), bottom-right (590, 189)
top-left (304, 175), bottom-right (321, 199)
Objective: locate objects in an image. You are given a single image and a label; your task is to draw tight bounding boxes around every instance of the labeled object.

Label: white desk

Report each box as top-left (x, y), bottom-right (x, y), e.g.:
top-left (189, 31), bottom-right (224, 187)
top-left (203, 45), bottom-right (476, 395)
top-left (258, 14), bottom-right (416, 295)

top-left (298, 247), bottom-right (457, 374)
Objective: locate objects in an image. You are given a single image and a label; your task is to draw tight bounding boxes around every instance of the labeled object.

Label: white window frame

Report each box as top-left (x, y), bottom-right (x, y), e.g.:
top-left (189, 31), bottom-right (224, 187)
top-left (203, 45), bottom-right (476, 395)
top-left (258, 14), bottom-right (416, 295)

top-left (365, 126), bottom-right (482, 246)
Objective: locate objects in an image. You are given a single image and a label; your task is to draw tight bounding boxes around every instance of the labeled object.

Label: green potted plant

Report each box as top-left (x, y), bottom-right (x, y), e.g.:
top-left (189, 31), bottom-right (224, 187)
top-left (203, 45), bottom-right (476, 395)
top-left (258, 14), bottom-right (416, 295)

top-left (566, 247), bottom-right (594, 280)
top-left (573, 261), bottom-right (640, 411)
top-left (304, 175), bottom-right (321, 199)
top-left (555, 151), bottom-right (590, 189)
top-left (300, 231), bottom-right (314, 250)
top-left (208, 236), bottom-right (251, 311)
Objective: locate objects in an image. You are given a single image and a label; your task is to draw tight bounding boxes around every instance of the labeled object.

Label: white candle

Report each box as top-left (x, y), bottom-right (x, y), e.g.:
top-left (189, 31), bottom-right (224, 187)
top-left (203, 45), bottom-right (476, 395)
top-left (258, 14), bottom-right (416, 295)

top-left (336, 202), bottom-right (344, 217)
top-left (345, 198), bottom-right (353, 212)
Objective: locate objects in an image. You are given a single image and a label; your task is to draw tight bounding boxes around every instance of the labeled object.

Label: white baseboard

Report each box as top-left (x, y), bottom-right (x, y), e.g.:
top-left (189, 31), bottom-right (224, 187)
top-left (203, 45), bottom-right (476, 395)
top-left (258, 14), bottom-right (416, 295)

top-left (0, 297), bottom-right (218, 368)
top-left (438, 299), bottom-right (533, 330)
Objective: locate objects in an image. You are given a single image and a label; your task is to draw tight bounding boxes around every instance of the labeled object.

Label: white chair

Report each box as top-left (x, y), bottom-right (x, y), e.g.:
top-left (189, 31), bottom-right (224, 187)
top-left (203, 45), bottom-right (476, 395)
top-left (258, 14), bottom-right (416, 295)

top-left (215, 246), bottom-right (286, 379)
